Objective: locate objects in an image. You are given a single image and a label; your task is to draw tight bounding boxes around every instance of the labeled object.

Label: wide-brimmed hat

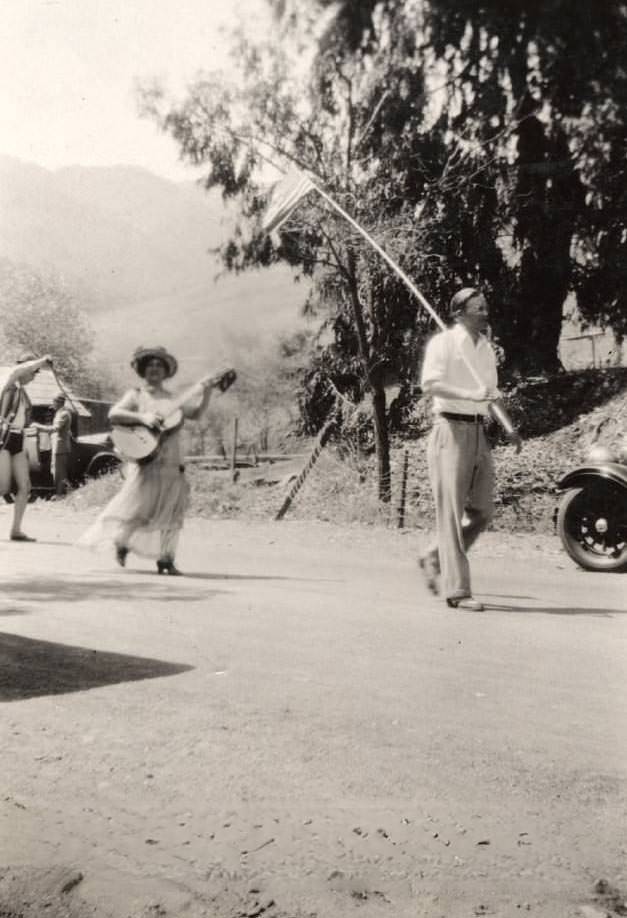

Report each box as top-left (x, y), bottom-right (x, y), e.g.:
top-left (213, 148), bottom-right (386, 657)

top-left (130, 346), bottom-right (178, 379)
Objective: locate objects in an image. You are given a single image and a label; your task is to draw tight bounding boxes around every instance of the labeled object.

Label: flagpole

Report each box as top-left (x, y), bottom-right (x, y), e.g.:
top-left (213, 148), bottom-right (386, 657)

top-left (263, 170), bottom-right (516, 435)
top-left (312, 183), bottom-right (449, 335)
top-left (246, 146), bottom-right (489, 387)
top-left (313, 182), bottom-right (484, 359)
top-left (309, 184), bottom-right (518, 435)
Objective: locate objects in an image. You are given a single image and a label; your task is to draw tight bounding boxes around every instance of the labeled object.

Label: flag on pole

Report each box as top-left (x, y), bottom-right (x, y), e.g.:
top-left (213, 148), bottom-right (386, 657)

top-left (261, 169), bottom-right (316, 234)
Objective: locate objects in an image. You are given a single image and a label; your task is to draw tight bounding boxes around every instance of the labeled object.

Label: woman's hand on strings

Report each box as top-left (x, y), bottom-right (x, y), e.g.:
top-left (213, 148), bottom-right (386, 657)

top-left (141, 412), bottom-right (164, 430)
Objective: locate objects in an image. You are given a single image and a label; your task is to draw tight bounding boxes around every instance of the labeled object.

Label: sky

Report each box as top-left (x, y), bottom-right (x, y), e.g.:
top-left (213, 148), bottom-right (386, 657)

top-left (0, 0), bottom-right (270, 180)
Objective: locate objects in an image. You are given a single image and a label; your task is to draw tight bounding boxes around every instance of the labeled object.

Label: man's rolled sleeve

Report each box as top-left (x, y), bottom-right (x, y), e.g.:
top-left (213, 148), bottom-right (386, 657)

top-left (420, 334), bottom-right (447, 389)
top-left (488, 353), bottom-right (498, 392)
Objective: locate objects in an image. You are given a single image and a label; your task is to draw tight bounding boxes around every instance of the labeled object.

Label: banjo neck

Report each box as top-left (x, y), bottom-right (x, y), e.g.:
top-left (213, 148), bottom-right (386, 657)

top-left (111, 370), bottom-right (235, 464)
top-left (156, 373), bottom-right (217, 427)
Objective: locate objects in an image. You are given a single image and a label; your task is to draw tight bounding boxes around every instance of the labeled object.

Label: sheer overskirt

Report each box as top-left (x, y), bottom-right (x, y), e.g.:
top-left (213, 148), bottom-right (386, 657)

top-left (79, 388), bottom-right (191, 560)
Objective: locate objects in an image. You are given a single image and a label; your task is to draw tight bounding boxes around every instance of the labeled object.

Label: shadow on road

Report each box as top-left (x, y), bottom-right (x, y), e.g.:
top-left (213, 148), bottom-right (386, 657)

top-left (6, 540), bottom-right (78, 547)
top-left (0, 576), bottom-right (224, 604)
top-left (483, 603), bottom-right (623, 616)
top-left (0, 632), bottom-right (192, 701)
top-left (164, 570), bottom-right (338, 582)
top-left (481, 593), bottom-right (536, 600)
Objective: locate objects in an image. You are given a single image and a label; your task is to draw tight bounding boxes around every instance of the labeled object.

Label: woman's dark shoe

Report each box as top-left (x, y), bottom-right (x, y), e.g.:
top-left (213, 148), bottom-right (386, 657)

top-left (446, 596), bottom-right (484, 612)
top-left (157, 560), bottom-right (182, 576)
top-left (115, 545), bottom-right (129, 567)
top-left (418, 555), bottom-right (440, 595)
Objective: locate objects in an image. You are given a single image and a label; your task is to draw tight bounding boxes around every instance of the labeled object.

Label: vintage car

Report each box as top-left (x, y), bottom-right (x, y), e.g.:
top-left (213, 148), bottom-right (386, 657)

top-left (555, 439), bottom-right (627, 572)
top-left (9, 423), bottom-right (122, 501)
top-left (1, 367), bottom-right (122, 500)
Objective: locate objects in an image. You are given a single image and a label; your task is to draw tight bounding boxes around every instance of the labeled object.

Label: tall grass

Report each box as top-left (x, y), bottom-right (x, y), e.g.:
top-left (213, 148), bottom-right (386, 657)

top-left (65, 469), bottom-right (124, 511)
top-left (63, 448), bottom-right (399, 525)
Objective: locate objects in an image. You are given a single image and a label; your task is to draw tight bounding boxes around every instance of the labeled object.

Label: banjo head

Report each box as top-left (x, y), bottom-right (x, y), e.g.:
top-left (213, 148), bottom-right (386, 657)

top-left (111, 425), bottom-right (159, 462)
top-left (162, 408), bottom-right (184, 432)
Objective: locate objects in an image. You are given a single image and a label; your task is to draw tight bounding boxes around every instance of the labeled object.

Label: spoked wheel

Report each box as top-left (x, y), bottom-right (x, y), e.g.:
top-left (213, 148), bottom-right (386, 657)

top-left (557, 484), bottom-right (627, 572)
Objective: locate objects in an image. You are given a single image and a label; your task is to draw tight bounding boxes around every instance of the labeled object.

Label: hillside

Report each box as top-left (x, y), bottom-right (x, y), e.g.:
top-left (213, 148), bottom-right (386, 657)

top-left (0, 156), bottom-right (308, 377)
top-left (94, 267), bottom-right (311, 386)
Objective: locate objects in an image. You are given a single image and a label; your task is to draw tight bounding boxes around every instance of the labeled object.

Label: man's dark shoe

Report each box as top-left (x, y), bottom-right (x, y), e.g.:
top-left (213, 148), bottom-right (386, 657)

top-left (446, 595), bottom-right (484, 612)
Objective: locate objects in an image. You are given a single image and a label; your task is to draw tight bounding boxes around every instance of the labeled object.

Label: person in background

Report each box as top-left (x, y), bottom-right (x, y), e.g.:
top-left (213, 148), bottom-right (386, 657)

top-left (35, 406), bottom-right (54, 482)
top-left (0, 353), bottom-right (53, 541)
top-left (49, 395), bottom-right (73, 496)
top-left (35, 394), bottom-right (74, 496)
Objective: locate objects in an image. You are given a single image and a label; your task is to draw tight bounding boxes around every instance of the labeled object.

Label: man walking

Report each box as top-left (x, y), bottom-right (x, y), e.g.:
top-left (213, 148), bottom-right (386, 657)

top-left (419, 288), bottom-right (521, 611)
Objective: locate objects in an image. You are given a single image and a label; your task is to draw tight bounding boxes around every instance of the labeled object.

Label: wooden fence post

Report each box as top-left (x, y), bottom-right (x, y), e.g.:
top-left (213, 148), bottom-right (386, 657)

top-left (230, 417), bottom-right (239, 481)
top-left (396, 448), bottom-right (409, 529)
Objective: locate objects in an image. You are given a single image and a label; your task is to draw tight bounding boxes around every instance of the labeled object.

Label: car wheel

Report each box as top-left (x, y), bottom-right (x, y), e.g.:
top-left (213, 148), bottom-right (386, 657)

top-left (557, 484), bottom-right (627, 572)
top-left (87, 455), bottom-right (121, 479)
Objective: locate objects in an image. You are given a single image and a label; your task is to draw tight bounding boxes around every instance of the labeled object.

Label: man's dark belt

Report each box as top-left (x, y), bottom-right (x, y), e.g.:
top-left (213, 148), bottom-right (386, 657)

top-left (439, 411), bottom-right (485, 423)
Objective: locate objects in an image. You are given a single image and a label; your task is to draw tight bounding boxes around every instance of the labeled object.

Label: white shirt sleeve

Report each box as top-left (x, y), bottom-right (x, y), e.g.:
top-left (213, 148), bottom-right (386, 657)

top-left (420, 333), bottom-right (447, 388)
top-left (488, 349), bottom-right (498, 392)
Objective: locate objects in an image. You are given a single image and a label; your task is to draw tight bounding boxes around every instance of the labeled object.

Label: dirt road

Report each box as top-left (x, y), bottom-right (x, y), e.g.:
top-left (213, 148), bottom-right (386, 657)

top-left (1, 506), bottom-right (626, 918)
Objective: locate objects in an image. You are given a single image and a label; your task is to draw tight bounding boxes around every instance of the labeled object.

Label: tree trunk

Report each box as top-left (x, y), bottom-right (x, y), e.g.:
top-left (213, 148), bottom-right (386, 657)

top-left (346, 251), bottom-right (392, 503)
top-left (501, 116), bottom-right (579, 376)
top-left (371, 378), bottom-right (391, 502)
top-left (500, 246), bottom-right (568, 376)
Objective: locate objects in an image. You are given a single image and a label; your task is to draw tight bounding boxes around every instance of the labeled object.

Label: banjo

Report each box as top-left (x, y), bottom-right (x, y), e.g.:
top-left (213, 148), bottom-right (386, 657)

top-left (111, 368), bottom-right (236, 463)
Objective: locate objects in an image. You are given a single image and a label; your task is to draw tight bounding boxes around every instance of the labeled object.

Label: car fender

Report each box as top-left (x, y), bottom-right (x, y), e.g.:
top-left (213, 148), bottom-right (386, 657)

top-left (556, 463), bottom-right (627, 492)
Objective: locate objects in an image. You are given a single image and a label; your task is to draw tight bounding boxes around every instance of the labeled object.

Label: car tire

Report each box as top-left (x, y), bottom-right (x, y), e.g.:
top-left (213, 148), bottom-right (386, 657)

top-left (557, 484), bottom-right (627, 572)
top-left (86, 455), bottom-right (121, 479)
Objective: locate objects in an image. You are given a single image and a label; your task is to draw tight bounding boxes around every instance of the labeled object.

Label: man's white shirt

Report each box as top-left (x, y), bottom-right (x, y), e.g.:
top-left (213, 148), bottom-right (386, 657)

top-left (420, 323), bottom-right (498, 416)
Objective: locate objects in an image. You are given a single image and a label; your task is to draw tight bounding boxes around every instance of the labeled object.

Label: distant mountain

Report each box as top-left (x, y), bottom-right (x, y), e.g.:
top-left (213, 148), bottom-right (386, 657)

top-left (92, 267), bottom-right (310, 386)
top-left (0, 156), bottom-right (308, 378)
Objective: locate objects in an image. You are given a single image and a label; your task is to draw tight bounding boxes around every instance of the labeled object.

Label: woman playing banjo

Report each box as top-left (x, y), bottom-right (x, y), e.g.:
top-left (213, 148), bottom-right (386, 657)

top-left (81, 345), bottom-right (233, 575)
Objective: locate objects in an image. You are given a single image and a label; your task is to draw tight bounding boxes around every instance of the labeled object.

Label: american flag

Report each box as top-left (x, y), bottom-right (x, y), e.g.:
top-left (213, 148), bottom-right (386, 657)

top-left (261, 169), bottom-right (316, 234)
